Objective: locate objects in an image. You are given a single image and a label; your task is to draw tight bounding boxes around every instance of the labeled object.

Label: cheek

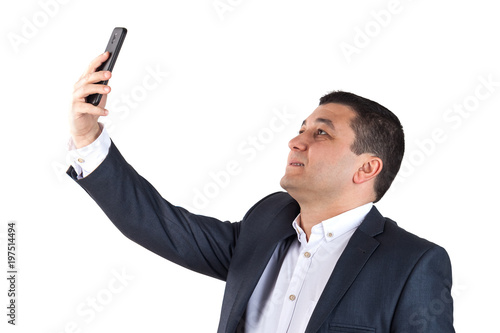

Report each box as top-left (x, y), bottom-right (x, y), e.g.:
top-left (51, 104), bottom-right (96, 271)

top-left (311, 149), bottom-right (358, 179)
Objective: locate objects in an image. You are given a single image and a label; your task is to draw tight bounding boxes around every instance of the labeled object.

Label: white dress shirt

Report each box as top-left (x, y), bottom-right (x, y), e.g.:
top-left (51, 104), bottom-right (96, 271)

top-left (67, 123), bottom-right (111, 179)
top-left (67, 124), bottom-right (373, 332)
top-left (244, 203), bottom-right (372, 333)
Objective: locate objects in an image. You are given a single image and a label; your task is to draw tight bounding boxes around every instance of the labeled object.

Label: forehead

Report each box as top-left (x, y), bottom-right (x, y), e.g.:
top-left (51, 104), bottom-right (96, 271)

top-left (303, 103), bottom-right (356, 130)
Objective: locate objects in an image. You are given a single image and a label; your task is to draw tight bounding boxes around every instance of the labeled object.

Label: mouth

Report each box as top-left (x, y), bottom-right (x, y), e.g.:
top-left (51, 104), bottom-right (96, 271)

top-left (289, 161), bottom-right (305, 167)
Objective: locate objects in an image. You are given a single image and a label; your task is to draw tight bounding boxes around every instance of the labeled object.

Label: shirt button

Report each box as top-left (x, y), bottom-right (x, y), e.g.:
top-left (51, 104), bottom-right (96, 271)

top-left (304, 252), bottom-right (311, 258)
top-left (289, 294), bottom-right (296, 301)
top-left (327, 232), bottom-right (333, 238)
top-left (77, 158), bottom-right (85, 163)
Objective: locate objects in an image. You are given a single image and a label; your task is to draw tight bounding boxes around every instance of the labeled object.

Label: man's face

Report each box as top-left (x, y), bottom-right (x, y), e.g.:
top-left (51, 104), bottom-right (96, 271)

top-left (280, 103), bottom-right (365, 203)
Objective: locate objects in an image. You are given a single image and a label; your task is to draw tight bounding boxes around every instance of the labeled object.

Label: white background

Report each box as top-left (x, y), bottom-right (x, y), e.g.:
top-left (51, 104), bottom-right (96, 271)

top-left (1, 0), bottom-right (498, 332)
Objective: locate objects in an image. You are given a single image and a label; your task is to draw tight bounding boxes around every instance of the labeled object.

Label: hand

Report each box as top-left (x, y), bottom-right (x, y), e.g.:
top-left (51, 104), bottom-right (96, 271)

top-left (69, 52), bottom-right (112, 149)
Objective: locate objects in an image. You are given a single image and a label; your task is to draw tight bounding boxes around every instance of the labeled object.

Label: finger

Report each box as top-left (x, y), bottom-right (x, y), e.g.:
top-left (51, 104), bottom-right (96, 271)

top-left (73, 101), bottom-right (109, 117)
top-left (74, 70), bottom-right (112, 91)
top-left (80, 51), bottom-right (110, 79)
top-left (73, 83), bottom-right (111, 101)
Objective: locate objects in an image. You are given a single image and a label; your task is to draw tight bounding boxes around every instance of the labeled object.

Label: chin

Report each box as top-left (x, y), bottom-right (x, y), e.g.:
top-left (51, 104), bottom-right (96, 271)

top-left (279, 175), bottom-right (291, 190)
top-left (279, 177), bottom-right (287, 191)
top-left (280, 176), bottom-right (298, 193)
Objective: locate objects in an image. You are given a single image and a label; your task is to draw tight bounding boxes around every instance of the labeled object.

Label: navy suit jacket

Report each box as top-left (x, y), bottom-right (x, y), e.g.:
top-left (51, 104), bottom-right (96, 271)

top-left (67, 141), bottom-right (454, 332)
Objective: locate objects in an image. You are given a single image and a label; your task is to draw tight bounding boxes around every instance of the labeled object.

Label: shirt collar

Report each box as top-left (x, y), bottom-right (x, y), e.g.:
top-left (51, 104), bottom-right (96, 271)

top-left (292, 202), bottom-right (373, 243)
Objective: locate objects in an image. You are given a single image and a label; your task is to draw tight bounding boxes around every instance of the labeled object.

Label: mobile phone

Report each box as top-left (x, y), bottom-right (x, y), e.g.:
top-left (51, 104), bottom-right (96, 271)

top-left (86, 27), bottom-right (127, 106)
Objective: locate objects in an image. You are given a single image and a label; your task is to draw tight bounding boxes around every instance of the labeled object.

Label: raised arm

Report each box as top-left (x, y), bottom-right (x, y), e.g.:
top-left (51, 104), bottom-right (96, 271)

top-left (67, 54), bottom-right (240, 281)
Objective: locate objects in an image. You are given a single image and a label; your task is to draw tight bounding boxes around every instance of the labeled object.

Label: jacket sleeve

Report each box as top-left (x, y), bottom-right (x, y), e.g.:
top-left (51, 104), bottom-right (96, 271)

top-left (391, 245), bottom-right (455, 332)
top-left (67, 140), bottom-right (240, 281)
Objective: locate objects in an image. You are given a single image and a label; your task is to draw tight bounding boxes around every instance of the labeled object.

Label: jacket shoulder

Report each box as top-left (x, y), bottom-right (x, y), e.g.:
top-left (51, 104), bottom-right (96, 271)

top-left (376, 217), bottom-right (451, 268)
top-left (242, 192), bottom-right (298, 221)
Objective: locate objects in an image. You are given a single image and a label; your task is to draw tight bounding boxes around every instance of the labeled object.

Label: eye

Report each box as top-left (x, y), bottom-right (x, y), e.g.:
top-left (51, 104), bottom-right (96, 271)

top-left (317, 129), bottom-right (327, 135)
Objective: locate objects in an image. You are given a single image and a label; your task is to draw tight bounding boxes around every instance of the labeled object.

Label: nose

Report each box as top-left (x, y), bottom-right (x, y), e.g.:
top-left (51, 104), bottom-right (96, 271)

top-left (288, 133), bottom-right (307, 151)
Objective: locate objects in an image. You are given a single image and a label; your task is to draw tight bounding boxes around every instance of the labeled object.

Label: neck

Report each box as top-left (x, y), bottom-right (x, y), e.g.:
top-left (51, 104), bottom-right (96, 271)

top-left (297, 197), bottom-right (372, 240)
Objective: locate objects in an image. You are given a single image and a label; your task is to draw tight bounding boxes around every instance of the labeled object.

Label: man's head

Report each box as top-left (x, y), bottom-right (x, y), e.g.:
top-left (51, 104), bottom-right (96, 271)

top-left (280, 91), bottom-right (404, 206)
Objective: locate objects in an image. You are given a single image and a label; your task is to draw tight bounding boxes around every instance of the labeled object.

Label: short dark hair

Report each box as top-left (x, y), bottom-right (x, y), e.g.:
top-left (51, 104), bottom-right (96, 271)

top-left (319, 91), bottom-right (405, 202)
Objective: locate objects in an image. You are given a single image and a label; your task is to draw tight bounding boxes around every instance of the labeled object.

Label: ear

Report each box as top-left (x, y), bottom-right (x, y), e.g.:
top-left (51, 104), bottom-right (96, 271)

top-left (353, 156), bottom-right (383, 184)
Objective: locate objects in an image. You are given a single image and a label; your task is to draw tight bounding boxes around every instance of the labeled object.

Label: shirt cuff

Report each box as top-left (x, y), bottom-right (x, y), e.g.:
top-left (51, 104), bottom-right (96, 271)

top-left (67, 122), bottom-right (111, 180)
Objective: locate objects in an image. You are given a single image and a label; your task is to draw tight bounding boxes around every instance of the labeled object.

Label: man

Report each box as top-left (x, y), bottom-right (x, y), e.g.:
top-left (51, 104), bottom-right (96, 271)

top-left (68, 52), bottom-right (454, 332)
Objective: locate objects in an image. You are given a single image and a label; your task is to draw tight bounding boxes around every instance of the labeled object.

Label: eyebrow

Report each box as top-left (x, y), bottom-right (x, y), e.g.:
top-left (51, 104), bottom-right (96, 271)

top-left (301, 118), bottom-right (335, 131)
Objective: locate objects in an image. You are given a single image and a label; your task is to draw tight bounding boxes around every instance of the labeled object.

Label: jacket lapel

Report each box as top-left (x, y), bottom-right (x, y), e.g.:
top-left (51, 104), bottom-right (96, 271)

top-left (305, 206), bottom-right (385, 333)
top-left (221, 193), bottom-right (299, 333)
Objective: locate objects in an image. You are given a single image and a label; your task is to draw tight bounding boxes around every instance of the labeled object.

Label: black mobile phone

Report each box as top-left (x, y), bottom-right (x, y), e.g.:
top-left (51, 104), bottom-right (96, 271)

top-left (86, 27), bottom-right (127, 106)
